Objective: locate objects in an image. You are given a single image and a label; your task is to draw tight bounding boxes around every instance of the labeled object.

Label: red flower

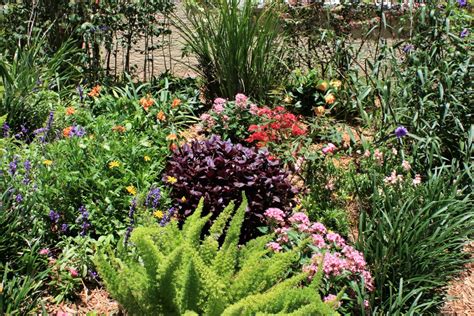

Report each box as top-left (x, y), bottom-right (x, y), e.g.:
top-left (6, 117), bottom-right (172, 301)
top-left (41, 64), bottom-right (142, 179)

top-left (291, 124), bottom-right (307, 136)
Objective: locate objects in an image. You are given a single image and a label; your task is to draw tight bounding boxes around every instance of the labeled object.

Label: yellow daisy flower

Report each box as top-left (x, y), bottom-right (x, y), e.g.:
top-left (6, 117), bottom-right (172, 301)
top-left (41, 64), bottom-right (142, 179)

top-left (109, 161), bottom-right (120, 169)
top-left (43, 160), bottom-right (53, 166)
top-left (180, 196), bottom-right (187, 203)
top-left (166, 176), bottom-right (178, 184)
top-left (153, 210), bottom-right (164, 219)
top-left (144, 155), bottom-right (151, 162)
top-left (126, 185), bottom-right (137, 196)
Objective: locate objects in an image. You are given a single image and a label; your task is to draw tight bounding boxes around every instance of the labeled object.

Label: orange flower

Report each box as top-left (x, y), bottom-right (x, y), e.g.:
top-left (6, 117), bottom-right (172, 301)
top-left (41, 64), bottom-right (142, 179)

top-left (171, 98), bottom-right (181, 108)
top-left (157, 111), bottom-right (166, 121)
top-left (166, 133), bottom-right (177, 141)
top-left (88, 85), bottom-right (101, 98)
top-left (325, 94), bottom-right (336, 105)
top-left (63, 126), bottom-right (73, 138)
top-left (316, 81), bottom-right (328, 92)
top-left (140, 94), bottom-right (154, 111)
top-left (170, 143), bottom-right (178, 151)
top-left (112, 125), bottom-right (126, 133)
top-left (314, 106), bottom-right (325, 117)
top-left (65, 107), bottom-right (76, 116)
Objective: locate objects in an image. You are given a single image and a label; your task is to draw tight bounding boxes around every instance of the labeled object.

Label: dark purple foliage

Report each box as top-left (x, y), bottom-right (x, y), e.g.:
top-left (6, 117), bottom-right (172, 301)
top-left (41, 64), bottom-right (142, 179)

top-left (162, 135), bottom-right (298, 241)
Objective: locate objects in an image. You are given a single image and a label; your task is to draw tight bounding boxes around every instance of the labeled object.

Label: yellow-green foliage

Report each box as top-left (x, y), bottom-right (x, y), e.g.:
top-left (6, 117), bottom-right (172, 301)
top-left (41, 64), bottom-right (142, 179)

top-left (96, 194), bottom-right (338, 316)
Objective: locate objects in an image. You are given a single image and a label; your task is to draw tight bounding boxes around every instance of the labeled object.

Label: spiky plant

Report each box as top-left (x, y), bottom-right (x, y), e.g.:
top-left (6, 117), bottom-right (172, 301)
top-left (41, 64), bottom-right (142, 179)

top-left (96, 194), bottom-right (339, 315)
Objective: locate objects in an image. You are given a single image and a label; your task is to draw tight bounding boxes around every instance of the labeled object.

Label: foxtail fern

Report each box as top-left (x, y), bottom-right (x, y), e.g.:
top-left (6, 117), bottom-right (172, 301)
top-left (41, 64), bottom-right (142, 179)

top-left (96, 194), bottom-right (338, 315)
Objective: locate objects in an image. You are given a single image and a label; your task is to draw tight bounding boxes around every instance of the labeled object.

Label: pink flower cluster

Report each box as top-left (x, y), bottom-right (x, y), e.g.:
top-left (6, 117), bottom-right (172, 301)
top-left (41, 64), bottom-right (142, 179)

top-left (264, 208), bottom-right (374, 292)
top-left (322, 143), bottom-right (337, 155)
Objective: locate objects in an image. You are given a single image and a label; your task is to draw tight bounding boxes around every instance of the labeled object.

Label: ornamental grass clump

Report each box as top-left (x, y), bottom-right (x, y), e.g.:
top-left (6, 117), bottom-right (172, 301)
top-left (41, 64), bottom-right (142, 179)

top-left (162, 135), bottom-right (298, 242)
top-left (96, 196), bottom-right (338, 315)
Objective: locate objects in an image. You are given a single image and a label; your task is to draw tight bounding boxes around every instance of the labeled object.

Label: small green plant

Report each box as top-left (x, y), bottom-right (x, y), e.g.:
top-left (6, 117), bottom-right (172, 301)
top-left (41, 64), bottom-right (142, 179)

top-left (96, 195), bottom-right (338, 315)
top-left (356, 168), bottom-right (474, 314)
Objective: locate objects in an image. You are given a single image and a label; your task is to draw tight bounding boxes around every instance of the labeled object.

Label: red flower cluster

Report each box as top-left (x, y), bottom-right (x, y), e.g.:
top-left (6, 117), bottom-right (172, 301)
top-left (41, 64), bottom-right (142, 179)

top-left (246, 106), bottom-right (307, 148)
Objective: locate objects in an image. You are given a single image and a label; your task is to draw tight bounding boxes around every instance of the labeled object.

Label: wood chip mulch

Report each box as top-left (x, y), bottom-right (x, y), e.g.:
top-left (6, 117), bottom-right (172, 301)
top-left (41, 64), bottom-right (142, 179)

top-left (441, 243), bottom-right (474, 315)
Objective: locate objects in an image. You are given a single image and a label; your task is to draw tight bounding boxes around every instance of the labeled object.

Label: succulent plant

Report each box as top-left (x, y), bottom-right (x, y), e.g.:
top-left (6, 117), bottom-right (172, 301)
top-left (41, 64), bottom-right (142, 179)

top-left (163, 135), bottom-right (298, 241)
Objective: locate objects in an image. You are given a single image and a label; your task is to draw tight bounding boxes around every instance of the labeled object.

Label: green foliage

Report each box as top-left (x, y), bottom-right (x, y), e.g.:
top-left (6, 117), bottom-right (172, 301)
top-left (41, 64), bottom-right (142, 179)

top-left (176, 0), bottom-right (286, 102)
top-left (96, 195), bottom-right (337, 315)
top-left (0, 37), bottom-right (79, 135)
top-left (356, 168), bottom-right (474, 313)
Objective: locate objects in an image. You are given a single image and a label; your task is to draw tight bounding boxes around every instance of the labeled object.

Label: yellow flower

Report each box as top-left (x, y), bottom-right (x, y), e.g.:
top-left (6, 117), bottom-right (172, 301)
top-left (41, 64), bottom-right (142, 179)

top-left (330, 79), bottom-right (342, 89)
top-left (43, 160), bottom-right (53, 166)
top-left (126, 185), bottom-right (137, 196)
top-left (144, 155), bottom-right (151, 162)
top-left (166, 176), bottom-right (177, 184)
top-left (109, 161), bottom-right (120, 169)
top-left (283, 95), bottom-right (293, 104)
top-left (153, 210), bottom-right (164, 219)
top-left (180, 196), bottom-right (187, 203)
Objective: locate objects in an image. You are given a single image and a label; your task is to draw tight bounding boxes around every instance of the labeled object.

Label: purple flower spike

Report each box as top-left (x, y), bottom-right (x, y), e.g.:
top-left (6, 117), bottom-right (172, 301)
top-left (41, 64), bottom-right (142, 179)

top-left (394, 126), bottom-right (408, 138)
top-left (460, 28), bottom-right (469, 38)
top-left (49, 210), bottom-right (60, 223)
top-left (457, 0), bottom-right (467, 7)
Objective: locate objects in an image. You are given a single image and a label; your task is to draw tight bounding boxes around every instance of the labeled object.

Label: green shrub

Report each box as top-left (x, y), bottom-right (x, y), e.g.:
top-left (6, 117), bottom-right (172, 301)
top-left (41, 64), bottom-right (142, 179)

top-left (176, 0), bottom-right (286, 102)
top-left (356, 169), bottom-right (474, 314)
top-left (96, 195), bottom-right (338, 315)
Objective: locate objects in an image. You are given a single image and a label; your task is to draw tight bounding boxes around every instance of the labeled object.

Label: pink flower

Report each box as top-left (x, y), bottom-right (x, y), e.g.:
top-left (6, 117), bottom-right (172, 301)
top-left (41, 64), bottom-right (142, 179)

top-left (56, 311), bottom-right (69, 316)
top-left (69, 268), bottom-right (79, 278)
top-left (326, 232), bottom-right (345, 248)
top-left (312, 234), bottom-right (326, 248)
top-left (364, 300), bottom-right (370, 308)
top-left (39, 248), bottom-right (49, 255)
top-left (325, 178), bottom-right (335, 191)
top-left (310, 222), bottom-right (327, 235)
top-left (200, 113), bottom-right (211, 121)
top-left (249, 103), bottom-right (259, 115)
top-left (222, 115), bottom-right (230, 122)
top-left (392, 148), bottom-right (398, 155)
top-left (374, 149), bottom-right (384, 165)
top-left (235, 93), bottom-right (248, 108)
top-left (289, 212), bottom-right (310, 226)
top-left (322, 143), bottom-right (337, 155)
top-left (267, 242), bottom-right (282, 252)
top-left (324, 294), bottom-right (341, 308)
top-left (212, 103), bottom-right (225, 114)
top-left (384, 170), bottom-right (403, 185)
top-left (323, 252), bottom-right (346, 276)
top-left (264, 208), bottom-right (286, 224)
top-left (363, 149), bottom-right (371, 158)
top-left (402, 160), bottom-right (411, 171)
top-left (214, 97), bottom-right (226, 106)
top-left (275, 227), bottom-right (290, 243)
top-left (413, 174), bottom-right (422, 186)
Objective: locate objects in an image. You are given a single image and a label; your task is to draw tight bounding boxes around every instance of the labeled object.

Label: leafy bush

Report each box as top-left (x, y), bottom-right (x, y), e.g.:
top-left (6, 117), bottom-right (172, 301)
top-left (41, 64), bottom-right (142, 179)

top-left (176, 0), bottom-right (286, 102)
top-left (356, 169), bottom-right (474, 313)
top-left (265, 209), bottom-right (372, 314)
top-left (96, 196), bottom-right (338, 315)
top-left (163, 135), bottom-right (298, 241)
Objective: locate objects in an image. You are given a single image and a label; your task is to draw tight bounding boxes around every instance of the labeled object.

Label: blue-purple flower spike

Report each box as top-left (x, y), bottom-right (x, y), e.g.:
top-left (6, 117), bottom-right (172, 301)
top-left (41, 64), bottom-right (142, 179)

top-left (394, 126), bottom-right (408, 138)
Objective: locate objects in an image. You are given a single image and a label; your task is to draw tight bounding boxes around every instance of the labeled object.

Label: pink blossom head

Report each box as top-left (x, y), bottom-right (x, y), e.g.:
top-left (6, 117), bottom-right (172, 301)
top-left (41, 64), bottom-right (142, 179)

top-left (413, 174), bottom-right (422, 186)
top-left (324, 294), bottom-right (341, 308)
top-left (235, 93), bottom-right (248, 108)
top-left (289, 212), bottom-right (310, 226)
top-left (266, 242), bottom-right (282, 253)
top-left (326, 232), bottom-right (345, 248)
top-left (222, 115), bottom-right (230, 122)
top-left (212, 103), bottom-right (225, 114)
top-left (311, 234), bottom-right (326, 248)
top-left (249, 103), bottom-right (259, 115)
top-left (39, 248), bottom-right (49, 255)
top-left (69, 268), bottom-right (79, 278)
top-left (264, 208), bottom-right (286, 224)
top-left (200, 113), bottom-right (211, 122)
top-left (213, 97), bottom-right (226, 106)
top-left (402, 160), bottom-right (411, 171)
top-left (310, 222), bottom-right (327, 235)
top-left (322, 143), bottom-right (337, 155)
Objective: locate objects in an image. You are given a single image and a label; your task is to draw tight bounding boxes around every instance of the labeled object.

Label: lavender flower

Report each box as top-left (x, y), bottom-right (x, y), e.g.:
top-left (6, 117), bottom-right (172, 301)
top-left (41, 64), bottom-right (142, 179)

top-left (402, 44), bottom-right (414, 53)
top-left (61, 223), bottom-right (69, 232)
top-left (8, 157), bottom-right (18, 176)
top-left (457, 0), bottom-right (467, 7)
top-left (124, 199), bottom-right (137, 245)
top-left (49, 210), bottom-right (60, 223)
top-left (2, 123), bottom-right (10, 138)
top-left (145, 187), bottom-right (161, 209)
top-left (71, 125), bottom-right (86, 137)
top-left (78, 205), bottom-right (91, 236)
top-left (160, 207), bottom-right (176, 227)
top-left (15, 194), bottom-right (23, 203)
top-left (24, 160), bottom-right (31, 171)
top-left (394, 126), bottom-right (408, 138)
top-left (77, 85), bottom-right (84, 102)
top-left (460, 28), bottom-right (469, 38)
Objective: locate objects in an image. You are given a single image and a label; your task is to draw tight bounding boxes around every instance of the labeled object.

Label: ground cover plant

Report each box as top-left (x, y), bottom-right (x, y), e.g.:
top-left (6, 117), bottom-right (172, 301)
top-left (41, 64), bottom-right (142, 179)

top-left (0, 0), bottom-right (472, 315)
